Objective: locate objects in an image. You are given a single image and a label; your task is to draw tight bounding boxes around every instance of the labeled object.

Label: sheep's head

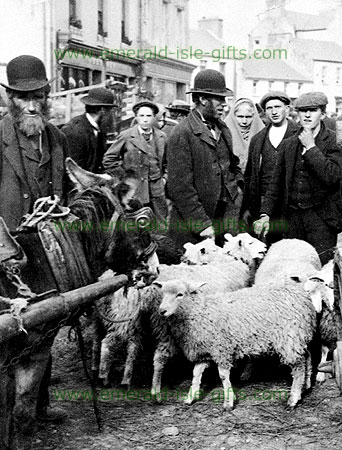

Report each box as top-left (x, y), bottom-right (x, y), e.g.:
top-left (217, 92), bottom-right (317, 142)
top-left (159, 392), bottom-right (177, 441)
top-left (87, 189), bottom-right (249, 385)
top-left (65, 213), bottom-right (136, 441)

top-left (155, 280), bottom-right (206, 317)
top-left (182, 239), bottom-right (222, 265)
top-left (223, 233), bottom-right (267, 263)
top-left (303, 260), bottom-right (334, 313)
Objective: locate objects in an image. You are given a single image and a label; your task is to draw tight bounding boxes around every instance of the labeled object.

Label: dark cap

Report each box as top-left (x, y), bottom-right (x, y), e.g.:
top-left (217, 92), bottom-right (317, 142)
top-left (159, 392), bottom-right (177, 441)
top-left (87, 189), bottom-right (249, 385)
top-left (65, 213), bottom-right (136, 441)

top-left (186, 69), bottom-right (233, 97)
top-left (294, 92), bottom-right (328, 110)
top-left (259, 91), bottom-right (291, 110)
top-left (1, 55), bottom-right (52, 92)
top-left (165, 99), bottom-right (190, 113)
top-left (81, 87), bottom-right (115, 107)
top-left (132, 100), bottom-right (159, 115)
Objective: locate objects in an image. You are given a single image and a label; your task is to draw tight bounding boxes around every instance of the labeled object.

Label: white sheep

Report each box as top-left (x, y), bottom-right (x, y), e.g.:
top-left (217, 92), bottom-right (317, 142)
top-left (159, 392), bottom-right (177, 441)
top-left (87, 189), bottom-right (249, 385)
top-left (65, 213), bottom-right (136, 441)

top-left (254, 239), bottom-right (322, 287)
top-left (304, 260), bottom-right (337, 383)
top-left (158, 279), bottom-right (317, 409)
top-left (93, 233), bottom-right (266, 389)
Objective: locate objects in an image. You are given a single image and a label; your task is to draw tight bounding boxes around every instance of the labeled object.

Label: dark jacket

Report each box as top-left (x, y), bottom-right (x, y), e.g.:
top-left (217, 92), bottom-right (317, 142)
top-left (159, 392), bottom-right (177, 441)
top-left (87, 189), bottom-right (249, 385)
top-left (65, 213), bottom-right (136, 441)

top-left (167, 110), bottom-right (243, 246)
top-left (261, 122), bottom-right (342, 231)
top-left (62, 113), bottom-right (106, 173)
top-left (241, 119), bottom-right (298, 221)
top-left (103, 124), bottom-right (167, 204)
top-left (0, 115), bottom-right (68, 231)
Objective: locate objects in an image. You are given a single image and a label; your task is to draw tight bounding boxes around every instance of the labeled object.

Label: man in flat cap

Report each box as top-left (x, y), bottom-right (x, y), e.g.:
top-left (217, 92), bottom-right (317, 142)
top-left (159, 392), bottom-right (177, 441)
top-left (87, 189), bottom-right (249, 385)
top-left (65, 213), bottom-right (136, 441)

top-left (160, 99), bottom-right (190, 139)
top-left (241, 91), bottom-right (298, 242)
top-left (0, 55), bottom-right (69, 449)
top-left (167, 69), bottom-right (244, 249)
top-left (254, 91), bottom-right (342, 264)
top-left (103, 100), bottom-right (168, 221)
top-left (62, 87), bottom-right (115, 173)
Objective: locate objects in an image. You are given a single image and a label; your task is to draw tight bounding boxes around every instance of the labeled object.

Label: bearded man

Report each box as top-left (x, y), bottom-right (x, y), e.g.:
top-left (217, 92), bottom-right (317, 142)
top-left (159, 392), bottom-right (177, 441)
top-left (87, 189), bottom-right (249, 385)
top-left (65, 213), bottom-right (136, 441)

top-left (0, 54), bottom-right (68, 232)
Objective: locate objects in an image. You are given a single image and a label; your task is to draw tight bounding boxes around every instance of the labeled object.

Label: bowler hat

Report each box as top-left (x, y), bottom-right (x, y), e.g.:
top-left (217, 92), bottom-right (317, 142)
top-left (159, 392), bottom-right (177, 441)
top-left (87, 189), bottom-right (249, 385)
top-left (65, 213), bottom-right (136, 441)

top-left (186, 69), bottom-right (233, 97)
top-left (1, 55), bottom-right (52, 92)
top-left (81, 87), bottom-right (115, 107)
top-left (165, 99), bottom-right (190, 114)
top-left (294, 92), bottom-right (328, 110)
top-left (259, 91), bottom-right (291, 110)
top-left (132, 100), bottom-right (159, 115)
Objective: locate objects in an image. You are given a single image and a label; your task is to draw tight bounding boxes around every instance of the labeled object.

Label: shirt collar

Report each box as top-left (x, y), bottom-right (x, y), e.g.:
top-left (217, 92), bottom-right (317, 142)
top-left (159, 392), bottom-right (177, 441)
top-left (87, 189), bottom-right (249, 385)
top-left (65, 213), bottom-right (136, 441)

top-left (86, 113), bottom-right (100, 131)
top-left (138, 126), bottom-right (153, 135)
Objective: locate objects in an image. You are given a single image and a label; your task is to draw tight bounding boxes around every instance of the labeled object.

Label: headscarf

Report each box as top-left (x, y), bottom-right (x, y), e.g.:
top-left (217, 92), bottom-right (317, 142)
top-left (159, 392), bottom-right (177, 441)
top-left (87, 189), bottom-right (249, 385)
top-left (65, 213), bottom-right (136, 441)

top-left (225, 98), bottom-right (264, 170)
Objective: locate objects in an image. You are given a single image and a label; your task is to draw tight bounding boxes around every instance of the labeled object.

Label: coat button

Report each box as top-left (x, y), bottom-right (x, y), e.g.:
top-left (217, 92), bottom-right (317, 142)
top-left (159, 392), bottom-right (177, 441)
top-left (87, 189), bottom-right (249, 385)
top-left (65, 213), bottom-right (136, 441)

top-left (23, 193), bottom-right (29, 199)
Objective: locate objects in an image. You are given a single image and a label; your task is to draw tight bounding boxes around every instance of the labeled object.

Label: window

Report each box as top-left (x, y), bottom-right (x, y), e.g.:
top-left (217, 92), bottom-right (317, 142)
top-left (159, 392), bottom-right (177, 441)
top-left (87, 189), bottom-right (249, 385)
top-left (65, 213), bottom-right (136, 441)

top-left (284, 82), bottom-right (289, 93)
top-left (253, 80), bottom-right (258, 95)
top-left (255, 39), bottom-right (260, 45)
top-left (268, 80), bottom-right (274, 90)
top-left (98, 0), bottom-right (107, 37)
top-left (176, 6), bottom-right (185, 48)
top-left (219, 62), bottom-right (226, 77)
top-left (69, 0), bottom-right (82, 28)
top-left (199, 60), bottom-right (207, 70)
top-left (337, 67), bottom-right (342, 84)
top-left (121, 0), bottom-right (131, 44)
top-left (298, 82), bottom-right (303, 95)
top-left (321, 65), bottom-right (327, 84)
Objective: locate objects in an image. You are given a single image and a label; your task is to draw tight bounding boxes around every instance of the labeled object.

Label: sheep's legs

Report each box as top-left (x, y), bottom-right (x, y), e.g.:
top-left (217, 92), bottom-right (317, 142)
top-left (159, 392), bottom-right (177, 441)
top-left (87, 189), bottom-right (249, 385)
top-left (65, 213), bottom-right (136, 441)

top-left (184, 362), bottom-right (210, 405)
top-left (288, 359), bottom-right (306, 408)
top-left (316, 345), bottom-right (329, 383)
top-left (151, 345), bottom-right (173, 402)
top-left (305, 352), bottom-right (312, 390)
top-left (99, 338), bottom-right (113, 386)
top-left (121, 341), bottom-right (139, 387)
top-left (218, 366), bottom-right (234, 409)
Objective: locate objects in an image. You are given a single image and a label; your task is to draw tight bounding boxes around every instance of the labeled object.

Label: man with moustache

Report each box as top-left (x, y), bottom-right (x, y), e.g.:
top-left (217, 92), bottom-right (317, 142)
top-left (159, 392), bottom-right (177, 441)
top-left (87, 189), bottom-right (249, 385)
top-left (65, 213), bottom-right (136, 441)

top-left (0, 55), bottom-right (69, 448)
top-left (240, 91), bottom-right (298, 237)
top-left (254, 92), bottom-right (342, 264)
top-left (167, 69), bottom-right (244, 249)
top-left (62, 87), bottom-right (115, 173)
top-left (0, 55), bottom-right (68, 232)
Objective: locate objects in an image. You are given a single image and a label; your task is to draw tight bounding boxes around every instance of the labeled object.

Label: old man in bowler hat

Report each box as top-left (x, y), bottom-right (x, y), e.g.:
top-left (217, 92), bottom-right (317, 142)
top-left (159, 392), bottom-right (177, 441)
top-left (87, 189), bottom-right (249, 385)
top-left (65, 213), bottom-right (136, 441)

top-left (167, 69), bottom-right (244, 249)
top-left (62, 87), bottom-right (115, 173)
top-left (254, 92), bottom-right (342, 264)
top-left (103, 100), bottom-right (168, 221)
top-left (0, 54), bottom-right (69, 449)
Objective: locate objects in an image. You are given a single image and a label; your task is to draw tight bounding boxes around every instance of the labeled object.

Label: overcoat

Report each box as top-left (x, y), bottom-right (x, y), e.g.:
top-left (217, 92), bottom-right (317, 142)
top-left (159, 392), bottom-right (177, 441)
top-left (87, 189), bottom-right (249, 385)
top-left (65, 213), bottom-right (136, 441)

top-left (103, 124), bottom-right (167, 205)
top-left (241, 119), bottom-right (298, 221)
top-left (261, 122), bottom-right (342, 232)
top-left (0, 115), bottom-right (68, 231)
top-left (62, 113), bottom-right (106, 173)
top-left (167, 110), bottom-right (244, 247)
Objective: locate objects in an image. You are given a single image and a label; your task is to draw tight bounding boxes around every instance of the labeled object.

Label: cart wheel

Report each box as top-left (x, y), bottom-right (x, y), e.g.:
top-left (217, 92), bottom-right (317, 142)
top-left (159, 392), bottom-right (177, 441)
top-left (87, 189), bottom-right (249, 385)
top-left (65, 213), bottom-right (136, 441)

top-left (333, 342), bottom-right (342, 391)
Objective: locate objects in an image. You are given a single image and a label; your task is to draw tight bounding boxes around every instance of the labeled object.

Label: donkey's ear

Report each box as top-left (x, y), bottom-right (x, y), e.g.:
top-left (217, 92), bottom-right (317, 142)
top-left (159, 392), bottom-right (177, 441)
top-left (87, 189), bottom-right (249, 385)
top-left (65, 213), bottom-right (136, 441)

top-left (66, 157), bottom-right (112, 191)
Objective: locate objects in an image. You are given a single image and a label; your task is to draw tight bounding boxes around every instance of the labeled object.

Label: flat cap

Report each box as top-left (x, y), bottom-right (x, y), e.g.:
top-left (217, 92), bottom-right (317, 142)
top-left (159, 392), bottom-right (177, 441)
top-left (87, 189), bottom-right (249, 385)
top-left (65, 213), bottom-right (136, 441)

top-left (165, 99), bottom-right (190, 113)
top-left (259, 91), bottom-right (291, 110)
top-left (294, 92), bottom-right (328, 110)
top-left (132, 100), bottom-right (159, 115)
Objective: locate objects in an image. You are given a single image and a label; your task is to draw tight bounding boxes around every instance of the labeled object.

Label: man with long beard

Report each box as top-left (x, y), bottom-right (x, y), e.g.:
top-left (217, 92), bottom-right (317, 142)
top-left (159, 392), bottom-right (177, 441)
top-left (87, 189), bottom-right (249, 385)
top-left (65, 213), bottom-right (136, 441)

top-left (0, 55), bottom-right (69, 448)
top-left (0, 54), bottom-right (68, 232)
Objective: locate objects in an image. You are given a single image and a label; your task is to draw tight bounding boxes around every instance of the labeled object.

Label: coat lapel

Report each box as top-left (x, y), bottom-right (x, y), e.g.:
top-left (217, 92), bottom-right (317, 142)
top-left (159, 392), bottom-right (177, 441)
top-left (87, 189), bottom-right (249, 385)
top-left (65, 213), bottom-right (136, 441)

top-left (189, 111), bottom-right (216, 148)
top-left (130, 125), bottom-right (149, 153)
top-left (2, 116), bottom-right (28, 186)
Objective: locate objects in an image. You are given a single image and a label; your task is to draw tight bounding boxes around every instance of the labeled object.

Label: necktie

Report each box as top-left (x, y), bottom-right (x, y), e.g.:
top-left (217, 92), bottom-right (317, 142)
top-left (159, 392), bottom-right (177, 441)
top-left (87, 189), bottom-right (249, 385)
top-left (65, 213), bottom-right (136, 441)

top-left (142, 132), bottom-right (151, 142)
top-left (204, 121), bottom-right (215, 131)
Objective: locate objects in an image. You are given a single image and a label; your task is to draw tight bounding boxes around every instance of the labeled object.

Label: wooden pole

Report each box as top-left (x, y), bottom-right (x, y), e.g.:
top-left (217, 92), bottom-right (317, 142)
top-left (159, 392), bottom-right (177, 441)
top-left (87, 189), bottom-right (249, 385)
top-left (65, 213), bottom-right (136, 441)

top-left (0, 275), bottom-right (128, 343)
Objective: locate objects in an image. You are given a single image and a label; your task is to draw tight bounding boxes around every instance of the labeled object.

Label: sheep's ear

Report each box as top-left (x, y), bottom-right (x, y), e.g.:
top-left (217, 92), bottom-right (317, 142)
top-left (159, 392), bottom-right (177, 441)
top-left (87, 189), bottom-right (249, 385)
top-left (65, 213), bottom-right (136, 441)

top-left (189, 282), bottom-right (207, 294)
top-left (290, 276), bottom-right (302, 283)
top-left (224, 233), bottom-right (233, 242)
top-left (153, 281), bottom-right (163, 289)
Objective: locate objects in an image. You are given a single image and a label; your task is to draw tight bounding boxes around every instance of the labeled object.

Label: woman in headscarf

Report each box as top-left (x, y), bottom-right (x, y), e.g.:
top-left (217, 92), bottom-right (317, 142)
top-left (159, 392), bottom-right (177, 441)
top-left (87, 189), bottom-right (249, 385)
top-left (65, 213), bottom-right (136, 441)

top-left (225, 98), bottom-right (264, 170)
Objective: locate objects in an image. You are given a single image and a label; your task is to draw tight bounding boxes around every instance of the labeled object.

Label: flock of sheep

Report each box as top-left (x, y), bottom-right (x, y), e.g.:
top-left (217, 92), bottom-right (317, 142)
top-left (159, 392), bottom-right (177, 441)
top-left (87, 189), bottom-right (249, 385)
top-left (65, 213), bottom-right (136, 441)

top-left (91, 234), bottom-right (337, 410)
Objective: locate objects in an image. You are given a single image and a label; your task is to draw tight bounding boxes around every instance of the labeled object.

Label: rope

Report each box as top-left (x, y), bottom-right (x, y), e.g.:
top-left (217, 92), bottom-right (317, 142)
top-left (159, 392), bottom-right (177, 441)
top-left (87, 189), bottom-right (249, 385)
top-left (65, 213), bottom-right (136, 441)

top-left (18, 196), bottom-right (70, 230)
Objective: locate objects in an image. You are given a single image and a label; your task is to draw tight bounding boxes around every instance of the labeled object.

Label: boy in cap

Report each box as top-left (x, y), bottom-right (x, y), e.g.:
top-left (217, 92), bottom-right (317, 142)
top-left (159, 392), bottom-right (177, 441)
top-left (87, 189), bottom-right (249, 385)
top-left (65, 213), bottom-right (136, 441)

top-left (241, 91), bottom-right (298, 241)
top-left (254, 91), bottom-right (342, 264)
top-left (62, 87), bottom-right (115, 173)
top-left (103, 100), bottom-right (168, 221)
top-left (167, 69), bottom-right (244, 249)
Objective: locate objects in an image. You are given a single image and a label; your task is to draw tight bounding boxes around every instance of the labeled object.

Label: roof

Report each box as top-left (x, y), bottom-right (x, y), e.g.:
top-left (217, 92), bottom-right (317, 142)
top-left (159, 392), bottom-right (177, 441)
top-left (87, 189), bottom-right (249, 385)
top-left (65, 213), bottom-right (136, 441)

top-left (189, 28), bottom-right (227, 54)
top-left (291, 38), bottom-right (342, 63)
top-left (285, 10), bottom-right (332, 31)
top-left (242, 59), bottom-right (312, 82)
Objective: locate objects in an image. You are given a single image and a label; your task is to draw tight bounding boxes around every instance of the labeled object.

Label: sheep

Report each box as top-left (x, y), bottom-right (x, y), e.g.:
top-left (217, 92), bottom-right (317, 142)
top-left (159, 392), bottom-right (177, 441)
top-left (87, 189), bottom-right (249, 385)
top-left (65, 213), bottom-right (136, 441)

top-left (158, 279), bottom-right (317, 409)
top-left (304, 260), bottom-right (337, 383)
top-left (93, 233), bottom-right (266, 390)
top-left (254, 239), bottom-right (322, 287)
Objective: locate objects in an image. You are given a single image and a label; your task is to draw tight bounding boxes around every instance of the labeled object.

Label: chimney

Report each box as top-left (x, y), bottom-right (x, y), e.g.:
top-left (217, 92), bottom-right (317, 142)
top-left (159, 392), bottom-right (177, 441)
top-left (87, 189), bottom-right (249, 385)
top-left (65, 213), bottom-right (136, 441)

top-left (198, 17), bottom-right (223, 39)
top-left (265, 0), bottom-right (286, 9)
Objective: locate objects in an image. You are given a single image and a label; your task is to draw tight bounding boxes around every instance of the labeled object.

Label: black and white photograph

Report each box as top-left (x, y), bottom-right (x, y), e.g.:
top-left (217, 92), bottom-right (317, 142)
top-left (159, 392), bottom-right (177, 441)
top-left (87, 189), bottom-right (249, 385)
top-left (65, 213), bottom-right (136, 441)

top-left (1, 0), bottom-right (342, 449)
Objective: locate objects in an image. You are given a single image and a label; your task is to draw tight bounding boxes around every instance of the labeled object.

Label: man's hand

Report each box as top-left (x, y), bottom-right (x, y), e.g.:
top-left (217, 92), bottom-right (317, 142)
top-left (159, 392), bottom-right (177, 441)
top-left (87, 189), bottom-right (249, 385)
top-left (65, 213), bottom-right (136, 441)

top-left (298, 128), bottom-right (315, 153)
top-left (200, 226), bottom-right (215, 240)
top-left (253, 215), bottom-right (270, 237)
